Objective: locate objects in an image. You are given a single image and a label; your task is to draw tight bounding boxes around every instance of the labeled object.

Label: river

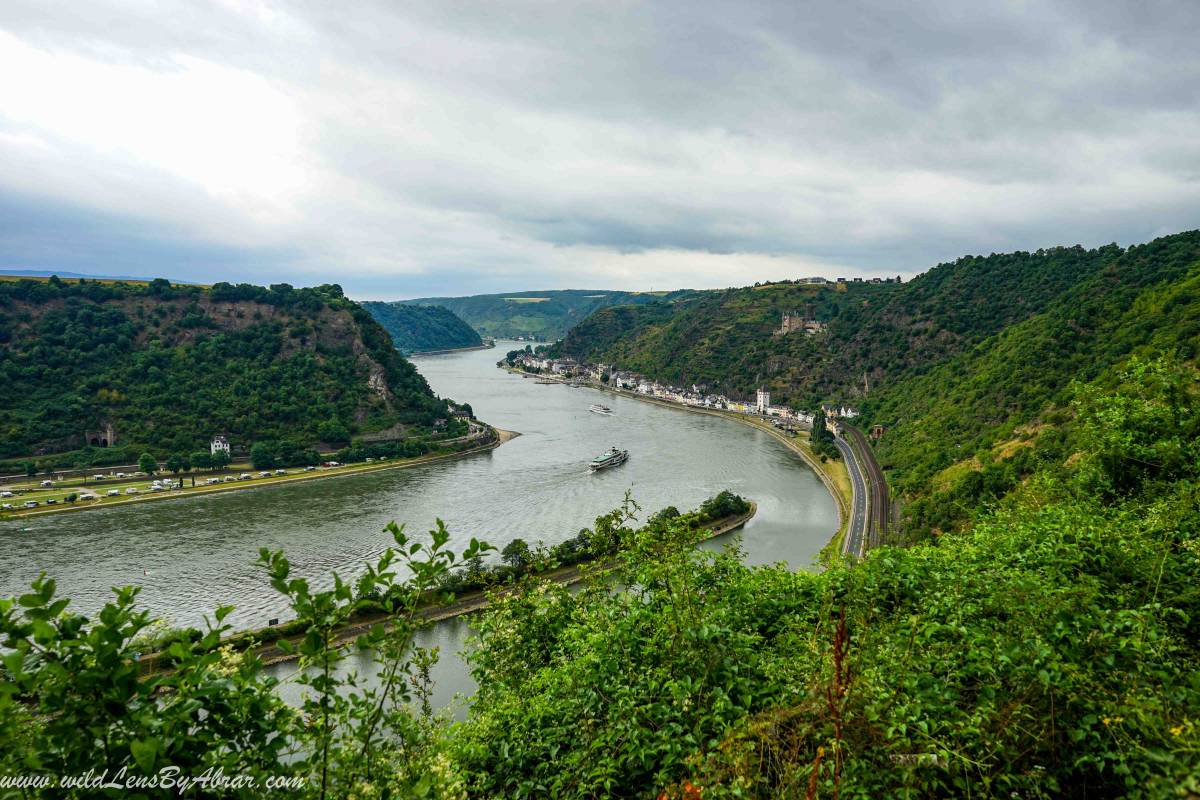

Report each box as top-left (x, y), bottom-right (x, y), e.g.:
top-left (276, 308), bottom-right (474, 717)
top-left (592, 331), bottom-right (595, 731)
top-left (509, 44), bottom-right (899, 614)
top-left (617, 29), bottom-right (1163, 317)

top-left (1, 343), bottom-right (836, 710)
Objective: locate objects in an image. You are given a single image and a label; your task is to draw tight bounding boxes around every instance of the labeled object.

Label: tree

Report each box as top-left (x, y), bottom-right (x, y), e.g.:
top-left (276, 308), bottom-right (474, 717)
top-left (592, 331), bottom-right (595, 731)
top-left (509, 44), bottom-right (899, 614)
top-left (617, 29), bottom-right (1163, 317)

top-left (210, 449), bottom-right (231, 471)
top-left (191, 451), bottom-right (212, 471)
top-left (317, 420), bottom-right (351, 447)
top-left (250, 442), bottom-right (276, 470)
top-left (501, 538), bottom-right (532, 570)
top-left (23, 461), bottom-right (36, 477)
top-left (138, 453), bottom-right (157, 475)
top-left (811, 409), bottom-right (827, 445)
top-left (165, 454), bottom-right (184, 474)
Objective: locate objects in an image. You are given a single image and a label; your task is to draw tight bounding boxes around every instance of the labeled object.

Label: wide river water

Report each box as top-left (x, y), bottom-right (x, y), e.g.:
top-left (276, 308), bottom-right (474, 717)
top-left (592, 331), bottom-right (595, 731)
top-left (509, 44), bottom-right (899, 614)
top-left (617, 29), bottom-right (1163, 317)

top-left (1, 343), bottom-right (836, 709)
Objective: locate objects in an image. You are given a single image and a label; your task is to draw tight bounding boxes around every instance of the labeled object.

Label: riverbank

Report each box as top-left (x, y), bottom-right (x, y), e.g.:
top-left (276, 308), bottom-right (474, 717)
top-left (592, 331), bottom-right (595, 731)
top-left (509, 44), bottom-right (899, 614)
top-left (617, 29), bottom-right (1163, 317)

top-left (139, 503), bottom-right (756, 673)
top-left (1, 426), bottom-right (519, 522)
top-left (507, 367), bottom-right (851, 548)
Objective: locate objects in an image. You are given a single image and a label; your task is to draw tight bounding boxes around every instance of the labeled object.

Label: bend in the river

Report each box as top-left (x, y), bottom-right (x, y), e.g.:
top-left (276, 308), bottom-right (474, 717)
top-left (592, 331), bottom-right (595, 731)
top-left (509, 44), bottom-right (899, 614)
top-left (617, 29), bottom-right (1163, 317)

top-left (0, 344), bottom-right (837, 634)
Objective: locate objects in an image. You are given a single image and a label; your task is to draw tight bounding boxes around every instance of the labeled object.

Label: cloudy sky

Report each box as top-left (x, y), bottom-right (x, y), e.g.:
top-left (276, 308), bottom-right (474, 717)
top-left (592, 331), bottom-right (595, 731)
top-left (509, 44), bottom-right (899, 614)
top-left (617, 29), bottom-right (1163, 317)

top-left (1, 1), bottom-right (1198, 299)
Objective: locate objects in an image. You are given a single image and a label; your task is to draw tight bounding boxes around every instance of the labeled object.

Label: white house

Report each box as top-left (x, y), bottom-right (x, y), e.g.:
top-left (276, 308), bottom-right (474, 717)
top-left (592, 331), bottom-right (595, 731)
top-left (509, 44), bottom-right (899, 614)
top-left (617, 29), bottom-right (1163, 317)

top-left (210, 435), bottom-right (231, 456)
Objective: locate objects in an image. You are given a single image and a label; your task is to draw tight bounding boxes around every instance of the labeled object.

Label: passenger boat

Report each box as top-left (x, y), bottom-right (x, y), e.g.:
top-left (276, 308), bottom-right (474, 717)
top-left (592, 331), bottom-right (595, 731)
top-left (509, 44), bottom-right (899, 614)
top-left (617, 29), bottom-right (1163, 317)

top-left (589, 446), bottom-right (629, 471)
top-left (589, 403), bottom-right (613, 415)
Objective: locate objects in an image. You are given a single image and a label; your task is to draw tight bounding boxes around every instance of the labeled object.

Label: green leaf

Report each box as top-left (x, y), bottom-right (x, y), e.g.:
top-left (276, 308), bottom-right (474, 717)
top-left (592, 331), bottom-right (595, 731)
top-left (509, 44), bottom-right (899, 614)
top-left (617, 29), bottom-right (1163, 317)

top-left (130, 738), bottom-right (158, 772)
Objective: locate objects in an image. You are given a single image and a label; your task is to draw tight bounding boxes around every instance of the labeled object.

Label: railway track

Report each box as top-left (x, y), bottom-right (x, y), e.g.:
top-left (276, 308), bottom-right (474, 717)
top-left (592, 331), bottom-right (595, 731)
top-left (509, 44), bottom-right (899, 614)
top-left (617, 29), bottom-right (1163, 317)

top-left (843, 423), bottom-right (890, 549)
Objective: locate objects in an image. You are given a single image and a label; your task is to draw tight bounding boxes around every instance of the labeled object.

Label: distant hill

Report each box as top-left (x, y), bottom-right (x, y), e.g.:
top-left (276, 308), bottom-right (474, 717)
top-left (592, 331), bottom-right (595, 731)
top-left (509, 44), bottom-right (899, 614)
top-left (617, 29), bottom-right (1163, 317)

top-left (398, 288), bottom-right (697, 340)
top-left (0, 277), bottom-right (456, 463)
top-left (0, 269), bottom-right (199, 284)
top-left (361, 302), bottom-right (483, 354)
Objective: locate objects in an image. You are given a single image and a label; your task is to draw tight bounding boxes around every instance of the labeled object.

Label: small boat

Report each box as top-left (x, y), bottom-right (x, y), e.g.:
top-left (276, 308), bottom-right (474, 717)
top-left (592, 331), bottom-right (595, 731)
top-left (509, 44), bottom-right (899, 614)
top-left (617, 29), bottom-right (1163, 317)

top-left (589, 446), bottom-right (629, 472)
top-left (589, 404), bottom-right (613, 415)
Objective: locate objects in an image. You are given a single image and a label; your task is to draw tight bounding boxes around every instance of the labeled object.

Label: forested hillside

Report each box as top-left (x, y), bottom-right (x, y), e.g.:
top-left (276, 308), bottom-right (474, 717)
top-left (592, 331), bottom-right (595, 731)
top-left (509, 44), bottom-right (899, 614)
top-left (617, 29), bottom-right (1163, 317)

top-left (554, 231), bottom-right (1200, 535)
top-left (399, 288), bottom-right (696, 340)
top-left (0, 277), bottom-right (453, 465)
top-left (361, 301), bottom-right (482, 354)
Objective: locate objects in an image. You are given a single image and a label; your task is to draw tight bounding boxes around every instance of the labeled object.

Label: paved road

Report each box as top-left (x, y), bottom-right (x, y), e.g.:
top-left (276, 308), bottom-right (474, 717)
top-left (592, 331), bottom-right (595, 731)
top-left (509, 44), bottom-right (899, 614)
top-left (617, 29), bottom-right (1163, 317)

top-left (835, 435), bottom-right (869, 557)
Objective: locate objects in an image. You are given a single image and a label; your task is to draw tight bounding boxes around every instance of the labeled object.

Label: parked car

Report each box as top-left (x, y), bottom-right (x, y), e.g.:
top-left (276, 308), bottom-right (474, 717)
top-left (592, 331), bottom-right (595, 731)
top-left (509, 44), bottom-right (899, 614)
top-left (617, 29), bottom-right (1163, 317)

top-left (304, 466), bottom-right (316, 472)
top-left (46, 498), bottom-right (58, 505)
top-left (258, 471), bottom-right (271, 478)
top-left (40, 480), bottom-right (53, 487)
top-left (274, 469), bottom-right (287, 475)
top-left (93, 474), bottom-right (105, 480)
top-left (207, 477), bottom-right (221, 485)
top-left (223, 476), bottom-right (236, 483)
top-left (1, 503), bottom-right (13, 511)
top-left (0, 491), bottom-right (13, 498)
top-left (23, 500), bottom-right (39, 508)
top-left (116, 472), bottom-right (126, 478)
top-left (125, 488), bottom-right (138, 495)
top-left (239, 473), bottom-right (252, 480)
top-left (107, 489), bottom-right (120, 497)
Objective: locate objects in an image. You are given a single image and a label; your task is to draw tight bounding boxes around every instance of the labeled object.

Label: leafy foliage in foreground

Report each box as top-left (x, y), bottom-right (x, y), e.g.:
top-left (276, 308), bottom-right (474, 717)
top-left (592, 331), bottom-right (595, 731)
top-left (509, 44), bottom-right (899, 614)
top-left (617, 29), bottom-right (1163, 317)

top-left (454, 357), bottom-right (1200, 798)
top-left (0, 277), bottom-right (452, 464)
top-left (360, 302), bottom-right (483, 354)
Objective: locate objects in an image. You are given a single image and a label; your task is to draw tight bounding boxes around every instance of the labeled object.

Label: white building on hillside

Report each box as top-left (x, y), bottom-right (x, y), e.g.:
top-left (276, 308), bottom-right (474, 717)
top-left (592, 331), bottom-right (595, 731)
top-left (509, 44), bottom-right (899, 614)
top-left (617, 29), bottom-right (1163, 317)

top-left (756, 388), bottom-right (770, 414)
top-left (211, 435), bottom-right (231, 456)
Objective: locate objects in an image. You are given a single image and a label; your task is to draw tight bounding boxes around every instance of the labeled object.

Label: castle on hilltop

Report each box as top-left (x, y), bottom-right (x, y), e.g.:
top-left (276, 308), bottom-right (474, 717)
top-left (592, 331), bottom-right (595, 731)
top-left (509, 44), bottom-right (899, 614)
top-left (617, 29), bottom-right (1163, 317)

top-left (777, 303), bottom-right (826, 335)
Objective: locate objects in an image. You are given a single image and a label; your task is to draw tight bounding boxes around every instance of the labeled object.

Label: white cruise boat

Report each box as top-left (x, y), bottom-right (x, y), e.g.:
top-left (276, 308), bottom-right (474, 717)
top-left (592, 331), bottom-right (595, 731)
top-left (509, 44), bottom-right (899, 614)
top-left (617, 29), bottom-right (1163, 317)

top-left (589, 446), bottom-right (628, 471)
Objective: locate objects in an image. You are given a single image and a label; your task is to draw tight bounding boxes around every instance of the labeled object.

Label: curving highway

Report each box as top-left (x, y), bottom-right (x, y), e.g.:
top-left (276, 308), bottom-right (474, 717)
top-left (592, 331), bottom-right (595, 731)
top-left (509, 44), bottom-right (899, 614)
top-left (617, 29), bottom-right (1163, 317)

top-left (835, 435), bottom-right (870, 557)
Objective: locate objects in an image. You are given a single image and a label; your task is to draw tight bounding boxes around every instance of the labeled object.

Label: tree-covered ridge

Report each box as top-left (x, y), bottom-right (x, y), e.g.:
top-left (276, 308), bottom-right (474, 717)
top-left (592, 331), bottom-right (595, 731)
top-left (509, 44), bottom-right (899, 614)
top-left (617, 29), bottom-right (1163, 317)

top-left (398, 288), bottom-right (697, 340)
top-left (865, 231), bottom-right (1200, 534)
top-left (361, 301), bottom-right (483, 354)
top-left (554, 242), bottom-right (1130, 405)
top-left (0, 277), bottom-right (451, 461)
top-left (553, 231), bottom-right (1200, 519)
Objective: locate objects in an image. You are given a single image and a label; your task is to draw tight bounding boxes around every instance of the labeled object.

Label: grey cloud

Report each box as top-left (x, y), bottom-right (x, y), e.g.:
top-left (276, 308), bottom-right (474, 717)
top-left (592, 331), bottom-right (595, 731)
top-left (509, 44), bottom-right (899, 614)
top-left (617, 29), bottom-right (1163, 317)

top-left (0, 0), bottom-right (1198, 296)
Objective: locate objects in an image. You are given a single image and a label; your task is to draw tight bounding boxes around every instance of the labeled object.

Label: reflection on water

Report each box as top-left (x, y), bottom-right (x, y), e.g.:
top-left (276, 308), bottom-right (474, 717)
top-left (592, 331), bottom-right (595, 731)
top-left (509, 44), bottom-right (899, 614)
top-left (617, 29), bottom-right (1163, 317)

top-left (270, 616), bottom-right (477, 719)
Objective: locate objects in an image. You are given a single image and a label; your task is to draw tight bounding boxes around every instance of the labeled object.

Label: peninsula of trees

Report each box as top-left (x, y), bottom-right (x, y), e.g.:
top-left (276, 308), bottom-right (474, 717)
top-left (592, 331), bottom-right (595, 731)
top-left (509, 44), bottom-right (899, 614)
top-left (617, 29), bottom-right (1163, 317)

top-left (360, 301), bottom-right (483, 354)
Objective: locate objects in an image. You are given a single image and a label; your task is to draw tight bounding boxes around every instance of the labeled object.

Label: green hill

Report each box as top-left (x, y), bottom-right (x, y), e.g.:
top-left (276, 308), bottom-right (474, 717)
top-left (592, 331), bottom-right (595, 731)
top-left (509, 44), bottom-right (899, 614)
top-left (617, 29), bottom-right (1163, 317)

top-left (398, 288), bottom-right (697, 340)
top-left (360, 301), bottom-right (482, 354)
top-left (552, 230), bottom-right (1200, 533)
top-left (0, 277), bottom-right (457, 466)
